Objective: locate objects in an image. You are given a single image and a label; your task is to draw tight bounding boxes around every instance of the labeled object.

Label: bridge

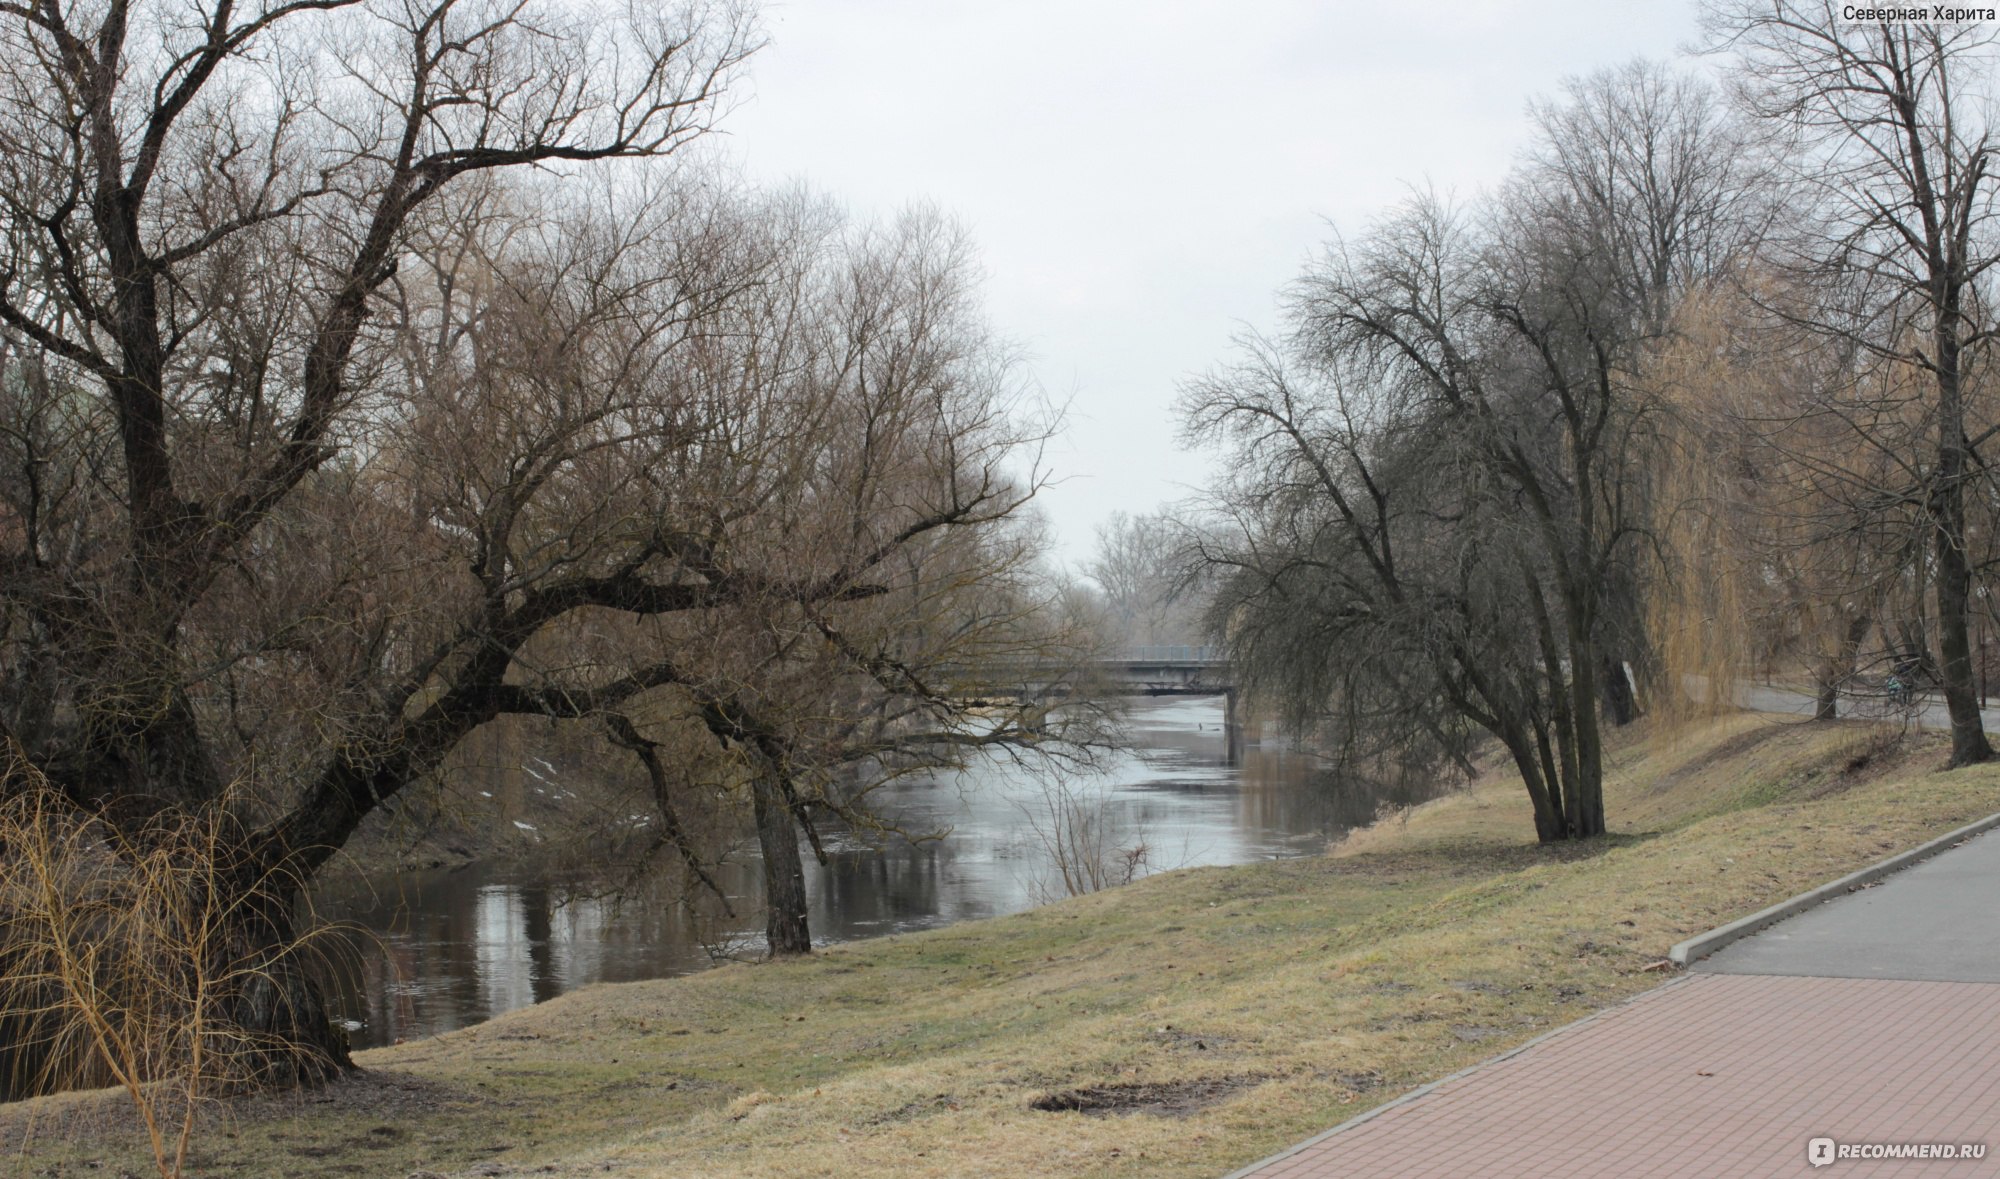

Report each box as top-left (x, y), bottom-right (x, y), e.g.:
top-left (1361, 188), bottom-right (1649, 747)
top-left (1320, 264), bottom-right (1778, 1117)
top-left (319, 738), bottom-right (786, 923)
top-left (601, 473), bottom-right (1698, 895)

top-left (1099, 646), bottom-right (1255, 761)
top-left (980, 645), bottom-right (1258, 762)
top-left (1100, 645), bottom-right (1226, 684)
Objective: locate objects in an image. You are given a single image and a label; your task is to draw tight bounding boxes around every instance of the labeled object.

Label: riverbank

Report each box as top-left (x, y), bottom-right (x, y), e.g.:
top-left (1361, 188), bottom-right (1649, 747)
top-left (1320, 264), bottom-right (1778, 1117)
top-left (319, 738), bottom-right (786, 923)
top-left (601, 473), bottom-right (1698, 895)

top-left (8, 712), bottom-right (1997, 1178)
top-left (312, 697), bottom-right (1347, 1050)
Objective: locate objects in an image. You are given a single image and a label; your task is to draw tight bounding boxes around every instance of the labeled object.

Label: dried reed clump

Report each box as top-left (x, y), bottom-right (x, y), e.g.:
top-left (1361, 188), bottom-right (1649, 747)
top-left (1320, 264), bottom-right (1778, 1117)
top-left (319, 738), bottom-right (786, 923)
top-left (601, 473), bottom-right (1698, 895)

top-left (0, 751), bottom-right (350, 1179)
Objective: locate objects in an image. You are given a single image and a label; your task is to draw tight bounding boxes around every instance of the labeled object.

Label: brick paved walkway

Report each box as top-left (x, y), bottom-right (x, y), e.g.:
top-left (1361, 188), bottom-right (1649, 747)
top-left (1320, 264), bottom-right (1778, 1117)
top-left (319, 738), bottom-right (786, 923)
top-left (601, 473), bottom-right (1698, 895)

top-left (1231, 973), bottom-right (2000, 1178)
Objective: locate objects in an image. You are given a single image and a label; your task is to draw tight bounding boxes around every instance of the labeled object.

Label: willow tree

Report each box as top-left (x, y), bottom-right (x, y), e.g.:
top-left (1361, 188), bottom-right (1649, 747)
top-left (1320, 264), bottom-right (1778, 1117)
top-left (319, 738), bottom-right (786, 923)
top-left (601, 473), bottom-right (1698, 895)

top-left (491, 205), bottom-right (1094, 957)
top-left (1704, 3), bottom-right (2000, 764)
top-left (1646, 282), bottom-right (1928, 723)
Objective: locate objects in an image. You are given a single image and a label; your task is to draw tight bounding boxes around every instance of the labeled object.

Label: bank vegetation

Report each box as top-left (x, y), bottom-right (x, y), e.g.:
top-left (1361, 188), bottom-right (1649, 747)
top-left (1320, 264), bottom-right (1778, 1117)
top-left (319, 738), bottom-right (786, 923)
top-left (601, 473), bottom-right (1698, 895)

top-left (6, 713), bottom-right (1994, 1177)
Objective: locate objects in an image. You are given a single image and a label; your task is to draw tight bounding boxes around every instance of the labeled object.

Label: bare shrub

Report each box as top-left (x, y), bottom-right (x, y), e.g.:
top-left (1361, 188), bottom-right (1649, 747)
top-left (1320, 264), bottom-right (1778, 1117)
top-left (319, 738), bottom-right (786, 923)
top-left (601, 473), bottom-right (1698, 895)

top-left (1015, 774), bottom-right (1151, 901)
top-left (0, 752), bottom-right (347, 1178)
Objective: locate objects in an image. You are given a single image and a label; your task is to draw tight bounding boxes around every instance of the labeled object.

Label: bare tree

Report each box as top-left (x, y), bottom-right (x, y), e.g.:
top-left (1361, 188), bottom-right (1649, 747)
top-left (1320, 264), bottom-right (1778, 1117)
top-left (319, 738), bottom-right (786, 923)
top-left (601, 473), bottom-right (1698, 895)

top-left (1703, 3), bottom-right (2000, 763)
top-left (0, 0), bottom-right (1090, 1087)
top-left (1083, 510), bottom-right (1207, 649)
top-left (559, 206), bottom-right (1095, 956)
top-left (1184, 63), bottom-right (1761, 841)
top-left (246, 180), bottom-right (1081, 963)
top-left (1181, 330), bottom-right (1498, 791)
top-left (0, 0), bottom-right (759, 1080)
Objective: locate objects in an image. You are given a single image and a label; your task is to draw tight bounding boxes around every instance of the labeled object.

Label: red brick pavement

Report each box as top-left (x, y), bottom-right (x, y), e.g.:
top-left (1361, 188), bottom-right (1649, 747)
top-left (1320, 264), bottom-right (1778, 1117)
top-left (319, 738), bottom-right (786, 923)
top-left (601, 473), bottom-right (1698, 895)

top-left (1232, 974), bottom-right (2000, 1178)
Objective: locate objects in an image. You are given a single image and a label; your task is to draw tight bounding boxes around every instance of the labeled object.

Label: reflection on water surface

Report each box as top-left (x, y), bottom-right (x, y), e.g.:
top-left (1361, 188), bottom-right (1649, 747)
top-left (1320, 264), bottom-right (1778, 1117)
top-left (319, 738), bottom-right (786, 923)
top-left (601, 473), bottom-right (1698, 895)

top-left (322, 697), bottom-right (1393, 1048)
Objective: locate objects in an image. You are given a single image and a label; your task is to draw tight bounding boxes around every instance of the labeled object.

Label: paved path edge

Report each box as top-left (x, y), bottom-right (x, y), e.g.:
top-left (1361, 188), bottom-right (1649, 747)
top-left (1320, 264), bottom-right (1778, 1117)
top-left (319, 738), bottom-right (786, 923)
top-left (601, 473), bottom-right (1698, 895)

top-left (1668, 808), bottom-right (2000, 967)
top-left (1217, 977), bottom-right (1698, 1179)
top-left (1222, 809), bottom-right (2000, 1178)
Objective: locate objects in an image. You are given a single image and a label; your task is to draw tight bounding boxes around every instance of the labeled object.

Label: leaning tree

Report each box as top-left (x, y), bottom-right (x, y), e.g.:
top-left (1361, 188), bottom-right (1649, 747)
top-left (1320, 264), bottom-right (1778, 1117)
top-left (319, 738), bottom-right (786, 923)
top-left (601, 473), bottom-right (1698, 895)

top-left (0, 0), bottom-right (760, 1086)
top-left (0, 0), bottom-right (1083, 1092)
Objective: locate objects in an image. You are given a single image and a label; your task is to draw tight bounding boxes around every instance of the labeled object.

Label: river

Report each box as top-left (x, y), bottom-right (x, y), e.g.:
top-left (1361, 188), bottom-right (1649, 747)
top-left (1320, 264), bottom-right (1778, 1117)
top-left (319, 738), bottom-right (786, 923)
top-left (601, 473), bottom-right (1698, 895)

top-left (319, 697), bottom-right (1405, 1049)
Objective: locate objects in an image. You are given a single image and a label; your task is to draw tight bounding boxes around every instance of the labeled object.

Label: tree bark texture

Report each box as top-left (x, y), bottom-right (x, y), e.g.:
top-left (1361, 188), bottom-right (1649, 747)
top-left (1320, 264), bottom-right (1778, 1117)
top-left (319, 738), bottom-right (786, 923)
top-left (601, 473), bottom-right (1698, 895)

top-left (751, 773), bottom-right (812, 956)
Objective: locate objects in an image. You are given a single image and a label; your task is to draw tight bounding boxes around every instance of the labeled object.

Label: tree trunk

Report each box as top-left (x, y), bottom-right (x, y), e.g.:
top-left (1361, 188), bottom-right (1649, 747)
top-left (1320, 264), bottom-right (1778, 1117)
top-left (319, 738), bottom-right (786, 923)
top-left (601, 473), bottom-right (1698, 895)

top-left (1600, 654), bottom-right (1637, 726)
top-left (225, 887), bottom-right (354, 1088)
top-left (1565, 672), bottom-right (1606, 837)
top-left (1521, 567), bottom-right (1600, 837)
top-left (751, 773), bottom-right (812, 955)
top-left (1530, 715), bottom-right (1568, 841)
top-left (1813, 611), bottom-right (1873, 722)
top-left (1935, 520), bottom-right (1991, 764)
top-left (1502, 722), bottom-right (1565, 845)
top-left (1563, 610), bottom-right (1607, 838)
top-left (1934, 324), bottom-right (1993, 766)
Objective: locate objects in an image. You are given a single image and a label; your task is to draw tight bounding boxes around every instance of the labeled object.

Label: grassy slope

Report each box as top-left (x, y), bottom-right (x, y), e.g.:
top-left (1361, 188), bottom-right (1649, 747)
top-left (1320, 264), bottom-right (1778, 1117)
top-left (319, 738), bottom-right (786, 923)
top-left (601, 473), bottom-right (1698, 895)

top-left (6, 714), bottom-right (1996, 1179)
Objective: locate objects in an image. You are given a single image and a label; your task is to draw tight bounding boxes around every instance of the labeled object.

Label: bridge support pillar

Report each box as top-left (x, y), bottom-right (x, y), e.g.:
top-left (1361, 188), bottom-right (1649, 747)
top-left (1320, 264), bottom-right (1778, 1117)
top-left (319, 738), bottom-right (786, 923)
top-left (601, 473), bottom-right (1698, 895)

top-left (1224, 688), bottom-right (1243, 766)
top-left (1222, 689), bottom-right (1262, 765)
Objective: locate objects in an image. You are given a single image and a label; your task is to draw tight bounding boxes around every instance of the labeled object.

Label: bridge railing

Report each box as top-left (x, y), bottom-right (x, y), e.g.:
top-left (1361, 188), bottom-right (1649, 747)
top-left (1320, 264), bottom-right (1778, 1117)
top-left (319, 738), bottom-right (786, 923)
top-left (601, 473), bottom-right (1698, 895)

top-left (1120, 645), bottom-right (1222, 663)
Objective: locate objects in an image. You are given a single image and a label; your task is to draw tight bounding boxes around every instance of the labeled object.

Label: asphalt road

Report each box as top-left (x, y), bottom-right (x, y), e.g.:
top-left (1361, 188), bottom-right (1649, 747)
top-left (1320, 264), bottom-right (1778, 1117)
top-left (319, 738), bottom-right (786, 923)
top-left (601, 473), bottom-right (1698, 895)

top-left (1696, 828), bottom-right (2000, 984)
top-left (1736, 682), bottom-right (2000, 736)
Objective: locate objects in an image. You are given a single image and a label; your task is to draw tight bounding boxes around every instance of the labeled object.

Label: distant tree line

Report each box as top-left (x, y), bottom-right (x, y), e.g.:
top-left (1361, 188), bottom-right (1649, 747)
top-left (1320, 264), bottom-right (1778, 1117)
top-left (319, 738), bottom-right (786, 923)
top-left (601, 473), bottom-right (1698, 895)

top-left (1081, 511), bottom-right (1210, 651)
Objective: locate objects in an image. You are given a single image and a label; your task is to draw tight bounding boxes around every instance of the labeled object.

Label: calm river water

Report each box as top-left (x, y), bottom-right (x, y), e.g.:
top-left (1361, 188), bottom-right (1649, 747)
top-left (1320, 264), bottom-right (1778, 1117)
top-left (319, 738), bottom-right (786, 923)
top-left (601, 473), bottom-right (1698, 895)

top-left (320, 697), bottom-right (1392, 1049)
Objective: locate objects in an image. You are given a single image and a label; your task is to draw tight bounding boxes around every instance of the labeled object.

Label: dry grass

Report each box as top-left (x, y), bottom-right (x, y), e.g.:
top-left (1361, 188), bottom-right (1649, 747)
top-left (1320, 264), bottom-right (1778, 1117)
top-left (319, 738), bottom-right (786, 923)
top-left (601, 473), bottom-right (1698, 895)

top-left (5, 712), bottom-right (1995, 1179)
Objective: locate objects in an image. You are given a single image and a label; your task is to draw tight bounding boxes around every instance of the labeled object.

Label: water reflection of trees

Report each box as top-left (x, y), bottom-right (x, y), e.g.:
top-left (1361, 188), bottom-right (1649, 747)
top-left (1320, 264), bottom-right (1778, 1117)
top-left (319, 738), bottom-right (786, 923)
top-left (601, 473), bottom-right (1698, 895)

top-left (322, 700), bottom-right (1455, 1047)
top-left (812, 841), bottom-right (962, 937)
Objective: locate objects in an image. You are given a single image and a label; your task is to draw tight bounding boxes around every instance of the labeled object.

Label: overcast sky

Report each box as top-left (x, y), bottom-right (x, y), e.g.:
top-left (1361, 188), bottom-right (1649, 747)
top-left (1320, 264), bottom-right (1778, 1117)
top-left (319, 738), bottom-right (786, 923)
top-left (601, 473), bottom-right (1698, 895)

top-left (720, 0), bottom-right (1711, 569)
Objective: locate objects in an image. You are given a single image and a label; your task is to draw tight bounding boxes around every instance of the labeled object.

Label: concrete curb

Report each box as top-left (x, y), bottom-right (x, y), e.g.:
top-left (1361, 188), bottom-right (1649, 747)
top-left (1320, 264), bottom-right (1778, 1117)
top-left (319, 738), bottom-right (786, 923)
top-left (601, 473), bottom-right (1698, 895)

top-left (1216, 978), bottom-right (1698, 1179)
top-left (1668, 809), bottom-right (2000, 967)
